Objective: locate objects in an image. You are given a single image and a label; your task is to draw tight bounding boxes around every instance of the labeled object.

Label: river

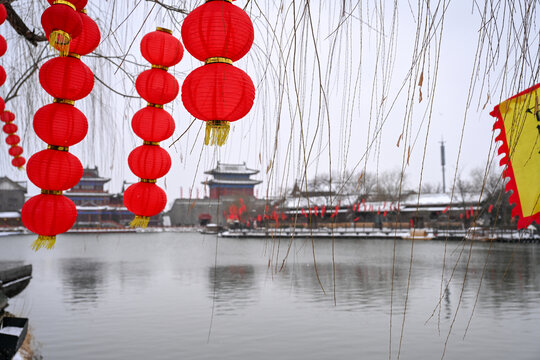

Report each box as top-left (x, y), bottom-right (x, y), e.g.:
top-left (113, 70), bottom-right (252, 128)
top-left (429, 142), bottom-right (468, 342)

top-left (1, 232), bottom-right (539, 359)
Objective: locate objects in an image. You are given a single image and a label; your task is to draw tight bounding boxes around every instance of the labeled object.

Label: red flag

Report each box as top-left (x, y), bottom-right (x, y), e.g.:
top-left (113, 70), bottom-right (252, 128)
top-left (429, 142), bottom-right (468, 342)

top-left (488, 204), bottom-right (494, 213)
top-left (377, 207), bottom-right (381, 215)
top-left (301, 208), bottom-right (307, 218)
top-left (383, 210), bottom-right (387, 217)
top-left (321, 205), bottom-right (327, 217)
top-left (281, 212), bottom-right (287, 220)
top-left (443, 206), bottom-right (450, 214)
top-left (353, 203), bottom-right (357, 212)
top-left (314, 206), bottom-right (319, 217)
top-left (330, 206), bottom-right (340, 218)
top-left (353, 217), bottom-right (360, 222)
top-left (470, 206), bottom-right (474, 216)
top-left (257, 215), bottom-right (262, 222)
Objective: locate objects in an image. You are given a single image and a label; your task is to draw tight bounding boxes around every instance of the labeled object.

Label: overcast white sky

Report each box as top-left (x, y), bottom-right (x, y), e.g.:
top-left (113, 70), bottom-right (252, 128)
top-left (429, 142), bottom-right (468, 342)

top-left (1, 1), bottom-right (538, 208)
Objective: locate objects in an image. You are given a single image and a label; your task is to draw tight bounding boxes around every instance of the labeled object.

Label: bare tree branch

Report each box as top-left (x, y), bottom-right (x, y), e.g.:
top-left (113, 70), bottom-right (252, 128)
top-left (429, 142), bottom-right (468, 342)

top-left (2, 2), bottom-right (47, 46)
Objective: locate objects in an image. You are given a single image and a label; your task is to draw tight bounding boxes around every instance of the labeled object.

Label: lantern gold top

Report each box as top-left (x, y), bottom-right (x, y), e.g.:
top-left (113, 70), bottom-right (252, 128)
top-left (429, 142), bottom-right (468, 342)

top-left (156, 27), bottom-right (173, 35)
top-left (205, 0), bottom-right (233, 3)
top-left (53, 0), bottom-right (76, 11)
top-left (41, 190), bottom-right (63, 195)
top-left (205, 57), bottom-right (233, 65)
top-left (80, 8), bottom-right (87, 14)
top-left (54, 98), bottom-right (76, 106)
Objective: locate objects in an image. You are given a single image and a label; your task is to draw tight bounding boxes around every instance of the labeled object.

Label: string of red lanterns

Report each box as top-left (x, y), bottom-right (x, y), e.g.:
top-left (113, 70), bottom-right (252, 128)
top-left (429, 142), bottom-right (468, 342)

top-left (22, 5), bottom-right (100, 251)
top-left (181, 0), bottom-right (255, 146)
top-left (123, 28), bottom-right (184, 228)
top-left (0, 4), bottom-right (26, 169)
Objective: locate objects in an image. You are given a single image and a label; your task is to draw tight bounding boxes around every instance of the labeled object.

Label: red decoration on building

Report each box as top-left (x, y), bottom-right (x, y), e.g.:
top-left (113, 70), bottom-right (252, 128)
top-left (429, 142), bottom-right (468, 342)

top-left (124, 27), bottom-right (183, 228)
top-left (181, 0), bottom-right (255, 146)
top-left (22, 7), bottom-right (99, 250)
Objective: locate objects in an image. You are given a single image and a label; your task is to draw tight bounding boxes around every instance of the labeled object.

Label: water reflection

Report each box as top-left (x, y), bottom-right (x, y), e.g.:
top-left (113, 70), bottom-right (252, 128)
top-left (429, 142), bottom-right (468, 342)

top-left (208, 265), bottom-right (258, 314)
top-left (60, 258), bottom-right (106, 308)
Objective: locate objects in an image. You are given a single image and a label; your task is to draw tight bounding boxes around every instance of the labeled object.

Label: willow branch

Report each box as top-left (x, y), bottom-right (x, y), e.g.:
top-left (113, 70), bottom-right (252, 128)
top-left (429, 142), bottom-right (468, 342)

top-left (2, 2), bottom-right (47, 46)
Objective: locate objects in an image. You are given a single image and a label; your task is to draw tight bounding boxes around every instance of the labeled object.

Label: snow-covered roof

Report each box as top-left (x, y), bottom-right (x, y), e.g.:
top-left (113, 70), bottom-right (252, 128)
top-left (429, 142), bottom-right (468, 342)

top-left (402, 192), bottom-right (485, 207)
top-left (0, 212), bottom-right (21, 218)
top-left (205, 162), bottom-right (259, 175)
top-left (205, 179), bottom-right (262, 186)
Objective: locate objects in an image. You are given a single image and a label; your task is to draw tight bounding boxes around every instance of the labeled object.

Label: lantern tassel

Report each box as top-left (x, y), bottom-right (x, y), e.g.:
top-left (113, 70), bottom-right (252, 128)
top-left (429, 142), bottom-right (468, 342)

top-left (205, 121), bottom-right (230, 146)
top-left (31, 235), bottom-right (56, 251)
top-left (49, 30), bottom-right (72, 56)
top-left (130, 216), bottom-right (150, 228)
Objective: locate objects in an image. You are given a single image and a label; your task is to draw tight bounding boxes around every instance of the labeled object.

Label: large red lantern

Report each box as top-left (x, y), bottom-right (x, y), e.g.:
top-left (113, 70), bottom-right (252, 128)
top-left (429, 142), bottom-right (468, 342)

top-left (181, 1), bottom-right (254, 62)
top-left (69, 10), bottom-right (100, 56)
top-left (181, 0), bottom-right (255, 146)
top-left (39, 57), bottom-right (94, 100)
top-left (23, 7), bottom-right (99, 250)
top-left (41, 2), bottom-right (83, 55)
top-left (22, 194), bottom-right (77, 250)
top-left (33, 103), bottom-right (88, 146)
top-left (124, 27), bottom-right (183, 227)
top-left (141, 28), bottom-right (184, 68)
top-left (0, 4), bottom-right (6, 26)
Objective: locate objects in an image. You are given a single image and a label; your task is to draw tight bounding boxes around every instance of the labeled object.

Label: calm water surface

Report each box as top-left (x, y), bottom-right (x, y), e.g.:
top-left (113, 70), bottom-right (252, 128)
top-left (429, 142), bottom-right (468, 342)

top-left (0, 232), bottom-right (539, 359)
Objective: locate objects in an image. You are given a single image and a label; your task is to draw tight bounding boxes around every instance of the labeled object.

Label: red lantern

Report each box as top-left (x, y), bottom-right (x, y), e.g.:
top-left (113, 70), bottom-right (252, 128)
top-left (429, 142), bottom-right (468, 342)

top-left (9, 145), bottom-right (23, 157)
top-left (0, 97), bottom-right (4, 113)
top-left (135, 69), bottom-right (179, 105)
top-left (128, 145), bottom-right (171, 180)
top-left (182, 63), bottom-right (255, 120)
top-left (21, 194), bottom-right (77, 250)
top-left (0, 110), bottom-right (14, 123)
top-left (34, 103), bottom-right (88, 146)
top-left (39, 57), bottom-right (94, 100)
top-left (0, 35), bottom-right (6, 57)
top-left (5, 134), bottom-right (19, 145)
top-left (41, 3), bottom-right (83, 55)
top-left (27, 149), bottom-right (83, 191)
top-left (0, 65), bottom-right (6, 87)
top-left (0, 4), bottom-right (6, 25)
top-left (69, 11), bottom-right (100, 56)
top-left (2, 122), bottom-right (17, 134)
top-left (123, 182), bottom-right (167, 222)
top-left (141, 28), bottom-right (184, 68)
top-left (47, 0), bottom-right (88, 12)
top-left (12, 156), bottom-right (25, 168)
top-left (132, 107), bottom-right (175, 142)
top-left (181, 1), bottom-right (254, 62)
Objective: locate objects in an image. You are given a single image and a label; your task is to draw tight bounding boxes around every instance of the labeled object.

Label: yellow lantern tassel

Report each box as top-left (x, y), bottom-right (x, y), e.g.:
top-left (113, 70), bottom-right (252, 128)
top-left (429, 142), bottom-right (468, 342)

top-left (130, 216), bottom-right (150, 228)
top-left (31, 235), bottom-right (56, 251)
top-left (204, 121), bottom-right (230, 146)
top-left (49, 30), bottom-right (72, 56)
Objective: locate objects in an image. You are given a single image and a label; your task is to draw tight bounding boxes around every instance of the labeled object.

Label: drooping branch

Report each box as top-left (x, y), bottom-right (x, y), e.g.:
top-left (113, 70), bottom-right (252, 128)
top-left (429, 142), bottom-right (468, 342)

top-left (144, 0), bottom-right (189, 15)
top-left (2, 1), bottom-right (47, 46)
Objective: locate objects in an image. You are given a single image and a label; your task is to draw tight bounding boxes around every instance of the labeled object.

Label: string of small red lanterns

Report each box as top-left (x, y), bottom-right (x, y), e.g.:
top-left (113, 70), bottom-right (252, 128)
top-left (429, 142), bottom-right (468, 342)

top-left (22, 4), bottom-right (100, 251)
top-left (123, 28), bottom-right (184, 228)
top-left (181, 0), bottom-right (255, 146)
top-left (0, 4), bottom-right (26, 169)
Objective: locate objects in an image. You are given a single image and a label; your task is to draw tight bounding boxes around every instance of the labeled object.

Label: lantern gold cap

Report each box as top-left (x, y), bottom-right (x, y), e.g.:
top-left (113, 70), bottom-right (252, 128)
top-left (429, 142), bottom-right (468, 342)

top-left (156, 27), bottom-right (173, 35)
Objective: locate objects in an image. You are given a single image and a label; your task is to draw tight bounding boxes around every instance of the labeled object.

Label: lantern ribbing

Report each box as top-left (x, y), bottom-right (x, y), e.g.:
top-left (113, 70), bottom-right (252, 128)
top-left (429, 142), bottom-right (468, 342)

top-left (124, 27), bottom-right (184, 228)
top-left (181, 0), bottom-right (255, 146)
top-left (22, 8), bottom-right (100, 250)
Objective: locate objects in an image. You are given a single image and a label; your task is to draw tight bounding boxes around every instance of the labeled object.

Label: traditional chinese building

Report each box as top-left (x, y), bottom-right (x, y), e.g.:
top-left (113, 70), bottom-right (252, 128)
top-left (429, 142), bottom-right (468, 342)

top-left (64, 167), bottom-right (143, 228)
top-left (203, 162), bottom-right (262, 199)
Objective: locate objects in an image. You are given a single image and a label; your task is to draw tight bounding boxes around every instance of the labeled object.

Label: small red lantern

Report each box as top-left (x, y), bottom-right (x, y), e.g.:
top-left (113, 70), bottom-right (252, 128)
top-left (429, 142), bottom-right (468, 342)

top-left (141, 28), bottom-right (184, 68)
top-left (69, 11), bottom-right (100, 56)
top-left (5, 134), bottom-right (19, 145)
top-left (34, 103), bottom-right (88, 146)
top-left (0, 35), bottom-right (6, 57)
top-left (39, 57), bottom-right (94, 100)
top-left (3, 122), bottom-right (17, 134)
top-left (135, 69), bottom-right (179, 105)
top-left (21, 194), bottom-right (77, 250)
top-left (12, 156), bottom-right (26, 169)
top-left (0, 109), bottom-right (14, 123)
top-left (128, 145), bottom-right (172, 180)
top-left (0, 4), bottom-right (6, 25)
top-left (41, 2), bottom-right (83, 55)
top-left (0, 97), bottom-right (4, 113)
top-left (9, 145), bottom-right (23, 157)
